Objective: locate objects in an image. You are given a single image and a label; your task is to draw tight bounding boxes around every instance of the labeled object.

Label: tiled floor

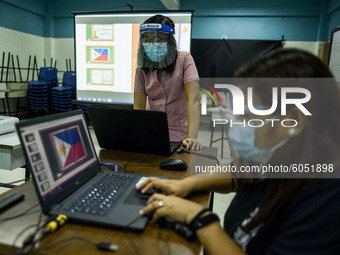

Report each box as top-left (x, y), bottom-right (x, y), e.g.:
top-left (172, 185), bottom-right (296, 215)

top-left (0, 116), bottom-right (235, 226)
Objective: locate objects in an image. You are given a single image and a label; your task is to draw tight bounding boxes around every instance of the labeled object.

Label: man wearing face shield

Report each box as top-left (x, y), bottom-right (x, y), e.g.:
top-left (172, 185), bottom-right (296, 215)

top-left (134, 15), bottom-right (202, 150)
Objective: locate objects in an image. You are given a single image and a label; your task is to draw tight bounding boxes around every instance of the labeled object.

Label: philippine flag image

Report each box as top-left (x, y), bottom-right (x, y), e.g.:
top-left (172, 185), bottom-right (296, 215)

top-left (52, 126), bottom-right (86, 169)
top-left (91, 48), bottom-right (109, 62)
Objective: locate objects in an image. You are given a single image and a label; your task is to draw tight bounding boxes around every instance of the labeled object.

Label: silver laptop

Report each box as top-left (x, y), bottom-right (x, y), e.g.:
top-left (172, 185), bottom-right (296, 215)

top-left (87, 106), bottom-right (181, 156)
top-left (16, 110), bottom-right (162, 231)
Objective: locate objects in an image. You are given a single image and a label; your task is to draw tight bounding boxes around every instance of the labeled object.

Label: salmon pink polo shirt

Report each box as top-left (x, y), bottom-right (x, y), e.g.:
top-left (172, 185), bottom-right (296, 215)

top-left (134, 51), bottom-right (199, 142)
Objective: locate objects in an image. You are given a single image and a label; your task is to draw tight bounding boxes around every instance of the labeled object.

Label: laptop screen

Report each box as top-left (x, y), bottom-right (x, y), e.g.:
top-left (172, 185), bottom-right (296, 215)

top-left (18, 111), bottom-right (97, 201)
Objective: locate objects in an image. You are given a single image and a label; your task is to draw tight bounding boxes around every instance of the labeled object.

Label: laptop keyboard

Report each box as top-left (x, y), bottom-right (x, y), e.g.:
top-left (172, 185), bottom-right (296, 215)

top-left (64, 173), bottom-right (137, 216)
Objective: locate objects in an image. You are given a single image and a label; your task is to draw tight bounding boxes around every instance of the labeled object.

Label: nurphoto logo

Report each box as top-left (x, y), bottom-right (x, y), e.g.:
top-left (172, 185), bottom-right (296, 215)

top-left (200, 81), bottom-right (312, 128)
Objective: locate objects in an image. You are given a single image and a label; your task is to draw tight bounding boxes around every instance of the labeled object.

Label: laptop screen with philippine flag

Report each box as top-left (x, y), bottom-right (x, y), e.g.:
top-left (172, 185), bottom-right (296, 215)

top-left (16, 109), bottom-right (162, 231)
top-left (17, 110), bottom-right (98, 209)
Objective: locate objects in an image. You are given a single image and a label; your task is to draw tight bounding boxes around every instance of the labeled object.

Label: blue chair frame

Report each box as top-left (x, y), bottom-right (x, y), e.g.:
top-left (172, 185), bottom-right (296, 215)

top-left (27, 67), bottom-right (58, 116)
top-left (51, 72), bottom-right (76, 113)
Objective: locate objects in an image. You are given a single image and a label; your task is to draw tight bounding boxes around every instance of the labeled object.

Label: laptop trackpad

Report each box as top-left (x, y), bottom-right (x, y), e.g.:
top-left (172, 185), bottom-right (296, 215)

top-left (123, 189), bottom-right (150, 205)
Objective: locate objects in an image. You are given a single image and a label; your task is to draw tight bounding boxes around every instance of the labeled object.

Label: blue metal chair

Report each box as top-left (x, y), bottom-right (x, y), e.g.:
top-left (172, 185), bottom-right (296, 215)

top-left (27, 67), bottom-right (58, 115)
top-left (27, 84), bottom-right (49, 115)
top-left (51, 72), bottom-right (76, 112)
top-left (28, 67), bottom-right (58, 87)
top-left (75, 104), bottom-right (89, 113)
top-left (62, 71), bottom-right (76, 89)
top-left (52, 88), bottom-right (73, 112)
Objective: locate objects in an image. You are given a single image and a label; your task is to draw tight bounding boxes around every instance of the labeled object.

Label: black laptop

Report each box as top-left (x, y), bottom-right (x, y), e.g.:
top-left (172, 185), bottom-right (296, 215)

top-left (87, 106), bottom-right (181, 156)
top-left (16, 110), bottom-right (162, 231)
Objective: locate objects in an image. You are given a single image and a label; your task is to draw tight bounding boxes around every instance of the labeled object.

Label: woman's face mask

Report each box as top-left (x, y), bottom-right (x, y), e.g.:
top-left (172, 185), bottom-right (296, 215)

top-left (228, 117), bottom-right (288, 164)
top-left (137, 28), bottom-right (176, 68)
top-left (143, 43), bottom-right (168, 62)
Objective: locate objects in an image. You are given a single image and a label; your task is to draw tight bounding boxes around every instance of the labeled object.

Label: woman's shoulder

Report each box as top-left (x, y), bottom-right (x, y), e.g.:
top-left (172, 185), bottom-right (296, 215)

top-left (177, 51), bottom-right (191, 56)
top-left (177, 51), bottom-right (194, 61)
top-left (176, 51), bottom-right (197, 70)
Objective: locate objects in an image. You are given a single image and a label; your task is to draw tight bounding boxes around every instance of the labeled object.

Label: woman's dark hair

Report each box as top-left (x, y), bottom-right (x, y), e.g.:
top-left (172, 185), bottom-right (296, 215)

top-left (140, 14), bottom-right (177, 74)
top-left (233, 48), bottom-right (340, 232)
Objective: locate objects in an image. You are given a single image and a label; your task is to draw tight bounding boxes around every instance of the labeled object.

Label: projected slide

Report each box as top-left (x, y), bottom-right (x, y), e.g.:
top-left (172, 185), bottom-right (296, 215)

top-left (86, 46), bottom-right (114, 64)
top-left (87, 68), bottom-right (114, 85)
top-left (87, 24), bottom-right (114, 41)
top-left (74, 12), bottom-right (193, 104)
top-left (76, 23), bottom-right (135, 95)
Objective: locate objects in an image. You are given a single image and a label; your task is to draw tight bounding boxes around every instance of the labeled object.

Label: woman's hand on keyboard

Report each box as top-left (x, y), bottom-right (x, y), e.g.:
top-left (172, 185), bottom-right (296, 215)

top-left (136, 177), bottom-right (193, 198)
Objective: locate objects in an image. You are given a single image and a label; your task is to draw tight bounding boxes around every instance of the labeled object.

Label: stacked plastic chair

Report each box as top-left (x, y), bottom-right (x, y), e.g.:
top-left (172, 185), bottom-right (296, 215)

top-left (27, 67), bottom-right (58, 116)
top-left (52, 72), bottom-right (76, 112)
top-left (75, 104), bottom-right (89, 114)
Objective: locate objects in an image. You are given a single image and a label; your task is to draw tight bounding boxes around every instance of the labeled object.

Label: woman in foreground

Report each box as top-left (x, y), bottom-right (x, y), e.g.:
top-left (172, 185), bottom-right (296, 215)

top-left (137, 48), bottom-right (340, 255)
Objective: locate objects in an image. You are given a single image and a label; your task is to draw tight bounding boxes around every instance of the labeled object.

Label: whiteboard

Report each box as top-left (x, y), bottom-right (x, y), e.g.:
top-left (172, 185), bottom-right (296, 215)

top-left (329, 27), bottom-right (340, 84)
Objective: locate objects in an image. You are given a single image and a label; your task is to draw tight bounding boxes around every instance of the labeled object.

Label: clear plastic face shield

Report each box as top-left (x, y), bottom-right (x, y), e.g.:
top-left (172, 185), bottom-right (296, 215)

top-left (137, 23), bottom-right (177, 69)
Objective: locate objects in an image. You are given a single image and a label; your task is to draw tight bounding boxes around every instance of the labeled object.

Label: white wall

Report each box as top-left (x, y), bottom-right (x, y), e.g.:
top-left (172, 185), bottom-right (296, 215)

top-left (0, 26), bottom-right (324, 84)
top-left (0, 28), bottom-right (322, 81)
top-left (0, 26), bottom-right (327, 116)
top-left (0, 27), bottom-right (75, 114)
top-left (0, 27), bottom-right (74, 83)
top-left (52, 38), bottom-right (75, 70)
top-left (1, 27), bottom-right (43, 82)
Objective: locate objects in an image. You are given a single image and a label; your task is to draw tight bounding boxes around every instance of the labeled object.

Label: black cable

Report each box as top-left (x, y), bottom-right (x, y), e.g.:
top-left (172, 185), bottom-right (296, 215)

top-left (177, 147), bottom-right (220, 166)
top-left (11, 210), bottom-right (45, 255)
top-left (124, 215), bottom-right (171, 255)
top-left (11, 223), bottom-right (39, 255)
top-left (126, 3), bottom-right (133, 11)
top-left (189, 151), bottom-right (220, 166)
top-left (16, 211), bottom-right (46, 255)
top-left (41, 236), bottom-right (94, 251)
top-left (20, 214), bottom-right (119, 253)
top-left (124, 215), bottom-right (144, 255)
top-left (0, 203), bottom-right (39, 224)
top-left (105, 4), bottom-right (165, 10)
top-left (0, 177), bottom-right (32, 187)
top-left (40, 236), bottom-right (118, 252)
top-left (124, 162), bottom-right (159, 170)
top-left (157, 227), bottom-right (171, 255)
top-left (0, 183), bottom-right (16, 189)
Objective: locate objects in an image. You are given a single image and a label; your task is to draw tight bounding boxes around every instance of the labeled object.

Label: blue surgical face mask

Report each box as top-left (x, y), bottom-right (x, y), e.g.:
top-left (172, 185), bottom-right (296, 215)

top-left (228, 121), bottom-right (288, 164)
top-left (143, 42), bottom-right (168, 62)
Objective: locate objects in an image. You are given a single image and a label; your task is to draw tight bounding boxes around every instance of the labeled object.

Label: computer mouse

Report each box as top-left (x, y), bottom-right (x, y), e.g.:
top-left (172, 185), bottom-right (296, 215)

top-left (159, 158), bottom-right (188, 171)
